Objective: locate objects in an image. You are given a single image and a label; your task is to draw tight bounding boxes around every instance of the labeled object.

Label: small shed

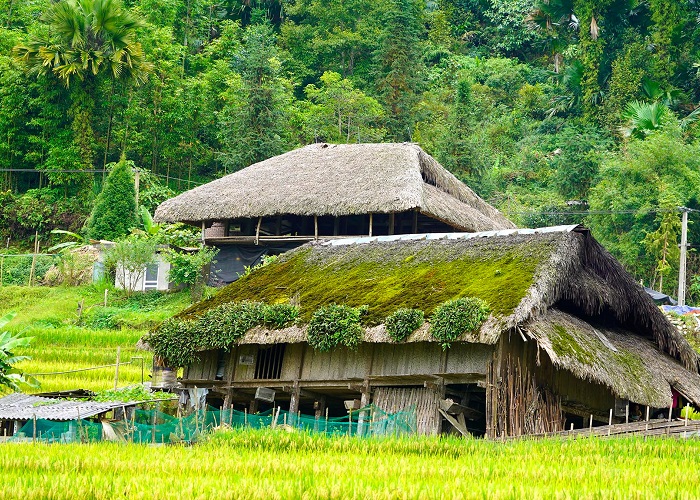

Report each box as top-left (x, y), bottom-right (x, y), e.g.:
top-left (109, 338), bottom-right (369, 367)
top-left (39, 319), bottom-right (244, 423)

top-left (149, 225), bottom-right (700, 438)
top-left (0, 393), bottom-right (138, 440)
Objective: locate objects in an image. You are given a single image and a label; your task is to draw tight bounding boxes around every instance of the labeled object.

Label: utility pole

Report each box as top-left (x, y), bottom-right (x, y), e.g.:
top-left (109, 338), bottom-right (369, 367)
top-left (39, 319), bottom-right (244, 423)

top-left (678, 207), bottom-right (690, 306)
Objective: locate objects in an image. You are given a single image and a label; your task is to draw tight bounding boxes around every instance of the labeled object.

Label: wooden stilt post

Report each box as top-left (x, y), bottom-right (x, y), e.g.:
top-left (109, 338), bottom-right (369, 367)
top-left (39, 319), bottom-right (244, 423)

top-left (368, 213), bottom-right (373, 237)
top-left (255, 217), bottom-right (262, 245)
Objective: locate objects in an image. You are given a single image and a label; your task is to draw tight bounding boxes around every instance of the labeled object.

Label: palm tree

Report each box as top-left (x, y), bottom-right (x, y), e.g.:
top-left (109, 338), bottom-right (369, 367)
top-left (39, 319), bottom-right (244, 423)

top-left (13, 0), bottom-right (152, 170)
top-left (620, 100), bottom-right (669, 139)
top-left (13, 0), bottom-right (150, 88)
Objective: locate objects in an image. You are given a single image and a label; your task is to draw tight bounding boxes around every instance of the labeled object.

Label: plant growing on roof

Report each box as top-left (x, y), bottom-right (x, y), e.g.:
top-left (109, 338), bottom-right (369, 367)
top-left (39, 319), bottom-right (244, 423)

top-left (146, 301), bottom-right (299, 367)
top-left (385, 308), bottom-right (424, 342)
top-left (307, 304), bottom-right (367, 352)
top-left (263, 303), bottom-right (299, 329)
top-left (430, 297), bottom-right (490, 349)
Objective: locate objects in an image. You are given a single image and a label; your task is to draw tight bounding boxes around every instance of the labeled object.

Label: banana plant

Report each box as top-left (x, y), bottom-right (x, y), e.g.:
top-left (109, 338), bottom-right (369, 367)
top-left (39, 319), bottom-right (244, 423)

top-left (0, 312), bottom-right (39, 391)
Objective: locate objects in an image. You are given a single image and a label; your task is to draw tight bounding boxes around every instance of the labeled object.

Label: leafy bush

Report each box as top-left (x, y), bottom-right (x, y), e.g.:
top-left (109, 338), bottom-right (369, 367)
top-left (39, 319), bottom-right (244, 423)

top-left (385, 308), bottom-right (424, 342)
top-left (164, 246), bottom-right (219, 301)
top-left (238, 254), bottom-right (279, 279)
top-left (307, 304), bottom-right (366, 352)
top-left (146, 301), bottom-right (298, 367)
top-left (1, 254), bottom-right (55, 285)
top-left (146, 318), bottom-right (199, 368)
top-left (198, 301), bottom-right (267, 348)
top-left (105, 236), bottom-right (158, 297)
top-left (430, 297), bottom-right (490, 349)
top-left (93, 385), bottom-right (173, 407)
top-left (82, 307), bottom-right (121, 329)
top-left (263, 303), bottom-right (299, 329)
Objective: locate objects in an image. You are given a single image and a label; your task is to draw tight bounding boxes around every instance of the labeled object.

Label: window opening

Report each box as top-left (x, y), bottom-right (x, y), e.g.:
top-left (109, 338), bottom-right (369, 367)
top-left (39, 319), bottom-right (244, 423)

top-left (254, 344), bottom-right (286, 380)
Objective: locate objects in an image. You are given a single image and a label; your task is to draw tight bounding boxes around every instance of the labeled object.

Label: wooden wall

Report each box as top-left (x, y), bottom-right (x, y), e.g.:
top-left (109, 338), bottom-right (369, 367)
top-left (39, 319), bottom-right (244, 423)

top-left (186, 342), bottom-right (494, 385)
top-left (373, 386), bottom-right (441, 435)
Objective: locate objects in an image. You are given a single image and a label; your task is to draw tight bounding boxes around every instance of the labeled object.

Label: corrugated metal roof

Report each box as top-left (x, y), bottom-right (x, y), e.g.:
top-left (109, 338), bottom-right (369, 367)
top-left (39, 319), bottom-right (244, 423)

top-left (324, 225), bottom-right (584, 247)
top-left (0, 393), bottom-right (136, 421)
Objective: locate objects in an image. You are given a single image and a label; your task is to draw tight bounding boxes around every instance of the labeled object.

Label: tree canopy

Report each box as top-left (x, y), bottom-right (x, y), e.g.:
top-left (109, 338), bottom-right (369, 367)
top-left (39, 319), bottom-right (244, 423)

top-left (2, 0), bottom-right (700, 298)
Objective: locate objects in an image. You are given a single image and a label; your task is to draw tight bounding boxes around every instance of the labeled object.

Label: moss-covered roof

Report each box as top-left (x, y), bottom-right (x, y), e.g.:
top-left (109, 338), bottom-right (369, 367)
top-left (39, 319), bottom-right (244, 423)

top-left (182, 232), bottom-right (562, 325)
top-left (525, 309), bottom-right (700, 407)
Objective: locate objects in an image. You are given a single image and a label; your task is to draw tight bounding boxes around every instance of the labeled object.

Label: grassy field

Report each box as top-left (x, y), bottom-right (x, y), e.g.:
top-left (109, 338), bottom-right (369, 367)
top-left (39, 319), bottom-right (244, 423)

top-left (0, 285), bottom-right (190, 394)
top-left (1, 429), bottom-right (699, 499)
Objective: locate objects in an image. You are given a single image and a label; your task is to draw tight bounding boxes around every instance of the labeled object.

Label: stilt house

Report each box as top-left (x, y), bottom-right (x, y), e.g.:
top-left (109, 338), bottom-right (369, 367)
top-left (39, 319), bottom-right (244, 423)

top-left (154, 143), bottom-right (514, 283)
top-left (147, 225), bottom-right (700, 437)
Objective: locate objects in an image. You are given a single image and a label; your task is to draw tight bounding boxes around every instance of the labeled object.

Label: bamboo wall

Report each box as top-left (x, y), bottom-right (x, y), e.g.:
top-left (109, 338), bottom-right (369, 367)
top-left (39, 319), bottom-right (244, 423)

top-left (373, 386), bottom-right (441, 435)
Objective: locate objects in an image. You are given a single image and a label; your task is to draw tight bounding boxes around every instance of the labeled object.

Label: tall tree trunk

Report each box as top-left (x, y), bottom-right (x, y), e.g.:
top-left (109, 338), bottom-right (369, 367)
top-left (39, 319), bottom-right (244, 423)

top-left (103, 81), bottom-right (117, 176)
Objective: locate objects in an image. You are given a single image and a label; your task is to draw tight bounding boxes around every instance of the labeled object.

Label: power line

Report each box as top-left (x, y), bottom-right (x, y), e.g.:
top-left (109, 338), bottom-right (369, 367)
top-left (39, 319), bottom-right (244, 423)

top-left (508, 207), bottom-right (700, 216)
top-left (0, 168), bottom-right (205, 186)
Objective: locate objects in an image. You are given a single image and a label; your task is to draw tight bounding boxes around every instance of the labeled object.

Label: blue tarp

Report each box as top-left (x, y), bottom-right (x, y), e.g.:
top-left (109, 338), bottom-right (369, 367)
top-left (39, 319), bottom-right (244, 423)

top-left (661, 305), bottom-right (700, 315)
top-left (644, 287), bottom-right (677, 306)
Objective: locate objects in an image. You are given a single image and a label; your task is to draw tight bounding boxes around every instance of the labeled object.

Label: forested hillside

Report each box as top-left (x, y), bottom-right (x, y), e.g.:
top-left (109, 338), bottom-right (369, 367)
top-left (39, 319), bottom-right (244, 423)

top-left (2, 0), bottom-right (700, 296)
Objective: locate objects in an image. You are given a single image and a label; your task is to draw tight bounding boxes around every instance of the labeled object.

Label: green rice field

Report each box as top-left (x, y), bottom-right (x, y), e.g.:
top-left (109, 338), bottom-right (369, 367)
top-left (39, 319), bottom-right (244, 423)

top-left (1, 429), bottom-right (699, 499)
top-left (0, 285), bottom-right (190, 394)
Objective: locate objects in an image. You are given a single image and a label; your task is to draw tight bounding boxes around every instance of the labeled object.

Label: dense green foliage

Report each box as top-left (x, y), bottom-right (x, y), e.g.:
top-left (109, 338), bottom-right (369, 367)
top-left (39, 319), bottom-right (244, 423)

top-left (0, 312), bottom-right (36, 391)
top-left (4, 432), bottom-right (700, 498)
top-left (104, 235), bottom-right (158, 296)
top-left (146, 301), bottom-right (298, 367)
top-left (385, 308), bottom-right (424, 342)
top-left (306, 303), bottom-right (366, 352)
top-left (86, 158), bottom-right (138, 241)
top-left (164, 245), bottom-right (218, 301)
top-left (429, 297), bottom-right (490, 348)
top-left (3, 0), bottom-right (700, 294)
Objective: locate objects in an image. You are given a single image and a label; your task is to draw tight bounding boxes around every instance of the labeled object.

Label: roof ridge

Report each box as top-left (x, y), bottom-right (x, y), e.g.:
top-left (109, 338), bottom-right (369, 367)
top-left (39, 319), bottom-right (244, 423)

top-left (323, 225), bottom-right (584, 247)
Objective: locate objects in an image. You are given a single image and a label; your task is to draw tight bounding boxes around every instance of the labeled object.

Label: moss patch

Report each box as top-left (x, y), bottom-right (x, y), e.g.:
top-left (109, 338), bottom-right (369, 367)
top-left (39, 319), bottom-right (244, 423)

top-left (549, 324), bottom-right (596, 365)
top-left (180, 235), bottom-right (559, 325)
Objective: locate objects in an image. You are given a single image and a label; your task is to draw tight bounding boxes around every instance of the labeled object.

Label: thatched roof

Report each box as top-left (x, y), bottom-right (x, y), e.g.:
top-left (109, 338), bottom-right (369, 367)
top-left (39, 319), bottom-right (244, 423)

top-left (154, 143), bottom-right (514, 232)
top-left (525, 309), bottom-right (700, 407)
top-left (172, 225), bottom-right (700, 399)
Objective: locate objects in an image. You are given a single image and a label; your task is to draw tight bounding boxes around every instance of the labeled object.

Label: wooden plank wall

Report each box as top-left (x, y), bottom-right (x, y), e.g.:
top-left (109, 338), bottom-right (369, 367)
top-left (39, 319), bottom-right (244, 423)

top-left (300, 344), bottom-right (373, 380)
top-left (185, 350), bottom-right (219, 381)
top-left (373, 386), bottom-right (441, 435)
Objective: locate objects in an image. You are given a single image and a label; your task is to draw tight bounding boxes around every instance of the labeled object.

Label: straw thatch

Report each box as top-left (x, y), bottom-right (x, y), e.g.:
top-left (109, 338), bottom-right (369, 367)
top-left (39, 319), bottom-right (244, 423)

top-left (525, 309), bottom-right (700, 407)
top-left (154, 143), bottom-right (514, 232)
top-left (175, 226), bottom-right (700, 377)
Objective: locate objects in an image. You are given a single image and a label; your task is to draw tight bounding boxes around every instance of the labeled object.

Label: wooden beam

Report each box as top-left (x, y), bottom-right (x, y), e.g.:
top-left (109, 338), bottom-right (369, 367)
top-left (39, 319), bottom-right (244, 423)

top-left (333, 217), bottom-right (339, 236)
top-left (314, 215), bottom-right (318, 240)
top-left (201, 221), bottom-right (206, 244)
top-left (439, 408), bottom-right (470, 437)
top-left (369, 213), bottom-right (373, 237)
top-left (388, 213), bottom-right (395, 236)
top-left (254, 216), bottom-right (262, 245)
top-left (412, 209), bottom-right (418, 233)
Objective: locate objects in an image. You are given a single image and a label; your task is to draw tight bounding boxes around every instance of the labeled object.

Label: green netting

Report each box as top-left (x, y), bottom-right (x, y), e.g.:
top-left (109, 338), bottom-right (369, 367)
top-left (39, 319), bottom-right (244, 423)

top-left (11, 404), bottom-right (416, 444)
top-left (13, 419), bottom-right (104, 443)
